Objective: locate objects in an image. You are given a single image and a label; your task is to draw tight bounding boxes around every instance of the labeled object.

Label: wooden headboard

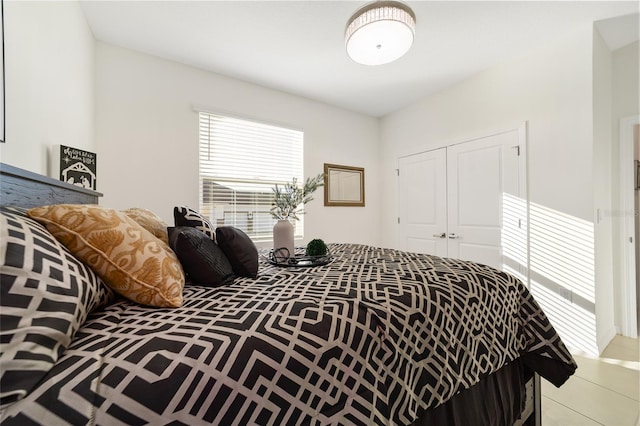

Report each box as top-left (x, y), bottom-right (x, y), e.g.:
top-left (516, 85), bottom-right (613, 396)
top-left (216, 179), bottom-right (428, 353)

top-left (0, 162), bottom-right (103, 208)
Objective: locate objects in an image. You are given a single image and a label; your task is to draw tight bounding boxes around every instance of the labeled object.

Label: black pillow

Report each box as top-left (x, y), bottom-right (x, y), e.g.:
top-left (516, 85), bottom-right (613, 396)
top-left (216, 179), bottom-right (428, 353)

top-left (215, 226), bottom-right (259, 278)
top-left (168, 226), bottom-right (234, 287)
top-left (173, 206), bottom-right (216, 241)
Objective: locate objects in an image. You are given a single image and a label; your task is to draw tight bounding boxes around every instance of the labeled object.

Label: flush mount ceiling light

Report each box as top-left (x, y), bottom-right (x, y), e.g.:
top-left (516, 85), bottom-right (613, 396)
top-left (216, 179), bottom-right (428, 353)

top-left (345, 1), bottom-right (416, 66)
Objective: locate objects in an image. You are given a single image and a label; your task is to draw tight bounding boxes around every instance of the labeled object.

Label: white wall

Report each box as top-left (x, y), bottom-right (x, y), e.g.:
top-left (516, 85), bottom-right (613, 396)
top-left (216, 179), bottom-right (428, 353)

top-left (95, 42), bottom-right (381, 247)
top-left (611, 41), bottom-right (640, 331)
top-left (593, 28), bottom-right (617, 350)
top-left (380, 25), bottom-right (604, 354)
top-left (0, 1), bottom-right (95, 174)
top-left (612, 41), bottom-right (640, 120)
top-left (380, 25), bottom-right (596, 239)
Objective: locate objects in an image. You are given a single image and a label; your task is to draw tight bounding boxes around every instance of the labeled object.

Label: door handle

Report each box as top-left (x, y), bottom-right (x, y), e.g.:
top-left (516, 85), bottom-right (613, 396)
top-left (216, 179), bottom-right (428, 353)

top-left (448, 233), bottom-right (461, 239)
top-left (432, 232), bottom-right (446, 238)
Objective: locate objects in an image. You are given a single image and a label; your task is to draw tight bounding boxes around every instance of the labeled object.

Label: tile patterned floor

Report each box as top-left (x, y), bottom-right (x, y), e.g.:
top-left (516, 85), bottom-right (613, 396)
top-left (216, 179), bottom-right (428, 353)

top-left (542, 336), bottom-right (640, 425)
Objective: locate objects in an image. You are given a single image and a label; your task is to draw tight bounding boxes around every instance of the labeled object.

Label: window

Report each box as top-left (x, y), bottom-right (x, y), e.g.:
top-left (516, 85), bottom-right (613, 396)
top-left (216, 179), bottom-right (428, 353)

top-left (198, 112), bottom-right (304, 241)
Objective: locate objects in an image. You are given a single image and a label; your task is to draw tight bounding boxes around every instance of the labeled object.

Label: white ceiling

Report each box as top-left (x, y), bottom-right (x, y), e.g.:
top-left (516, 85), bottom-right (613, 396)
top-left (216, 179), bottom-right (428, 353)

top-left (80, 1), bottom-right (640, 117)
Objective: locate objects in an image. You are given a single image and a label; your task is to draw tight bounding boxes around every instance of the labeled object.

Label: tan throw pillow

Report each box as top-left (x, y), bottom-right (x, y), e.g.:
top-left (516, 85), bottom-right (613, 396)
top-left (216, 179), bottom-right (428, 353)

top-left (122, 207), bottom-right (169, 245)
top-left (27, 204), bottom-right (184, 308)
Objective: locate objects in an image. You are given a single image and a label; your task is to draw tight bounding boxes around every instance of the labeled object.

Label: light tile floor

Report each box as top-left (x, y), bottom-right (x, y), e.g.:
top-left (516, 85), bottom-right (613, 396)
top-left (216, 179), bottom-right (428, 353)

top-left (542, 335), bottom-right (640, 425)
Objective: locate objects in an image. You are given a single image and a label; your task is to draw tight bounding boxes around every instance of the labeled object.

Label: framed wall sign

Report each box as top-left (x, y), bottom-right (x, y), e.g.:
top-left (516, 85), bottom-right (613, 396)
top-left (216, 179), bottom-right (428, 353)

top-left (52, 145), bottom-right (98, 190)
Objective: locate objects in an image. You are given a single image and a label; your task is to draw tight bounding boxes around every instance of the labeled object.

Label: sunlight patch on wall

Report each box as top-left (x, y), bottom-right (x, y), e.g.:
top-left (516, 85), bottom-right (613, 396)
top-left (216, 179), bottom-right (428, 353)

top-left (531, 282), bottom-right (598, 355)
top-left (501, 193), bottom-right (597, 355)
top-left (530, 203), bottom-right (594, 302)
top-left (529, 201), bottom-right (597, 355)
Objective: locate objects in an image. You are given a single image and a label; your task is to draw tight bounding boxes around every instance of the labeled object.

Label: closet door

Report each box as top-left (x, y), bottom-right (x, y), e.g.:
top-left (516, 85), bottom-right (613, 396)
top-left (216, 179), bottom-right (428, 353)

top-left (398, 126), bottom-right (525, 273)
top-left (446, 131), bottom-right (521, 270)
top-left (398, 148), bottom-right (447, 256)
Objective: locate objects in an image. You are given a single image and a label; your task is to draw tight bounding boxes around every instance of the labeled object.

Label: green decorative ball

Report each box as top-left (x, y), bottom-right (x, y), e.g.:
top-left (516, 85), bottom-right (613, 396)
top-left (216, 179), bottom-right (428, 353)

top-left (306, 239), bottom-right (328, 257)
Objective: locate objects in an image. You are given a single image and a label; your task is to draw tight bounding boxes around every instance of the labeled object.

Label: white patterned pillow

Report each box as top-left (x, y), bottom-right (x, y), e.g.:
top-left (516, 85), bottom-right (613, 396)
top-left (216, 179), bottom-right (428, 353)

top-left (0, 207), bottom-right (114, 409)
top-left (173, 206), bottom-right (216, 241)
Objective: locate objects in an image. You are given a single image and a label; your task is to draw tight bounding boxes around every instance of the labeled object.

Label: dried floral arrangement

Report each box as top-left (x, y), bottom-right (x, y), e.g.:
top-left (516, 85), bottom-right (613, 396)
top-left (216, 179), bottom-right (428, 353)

top-left (270, 174), bottom-right (324, 220)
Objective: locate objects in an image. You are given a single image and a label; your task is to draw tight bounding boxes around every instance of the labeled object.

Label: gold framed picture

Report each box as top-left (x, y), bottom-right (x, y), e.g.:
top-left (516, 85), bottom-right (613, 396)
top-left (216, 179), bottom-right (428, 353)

top-left (324, 163), bottom-right (365, 207)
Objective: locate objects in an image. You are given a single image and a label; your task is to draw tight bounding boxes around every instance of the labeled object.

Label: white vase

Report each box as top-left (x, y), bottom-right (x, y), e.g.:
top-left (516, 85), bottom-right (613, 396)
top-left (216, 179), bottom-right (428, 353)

top-left (273, 219), bottom-right (295, 261)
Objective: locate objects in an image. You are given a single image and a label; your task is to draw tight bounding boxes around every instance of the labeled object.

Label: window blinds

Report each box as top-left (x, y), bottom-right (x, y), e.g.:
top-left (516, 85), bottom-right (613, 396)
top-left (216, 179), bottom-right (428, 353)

top-left (198, 112), bottom-right (304, 241)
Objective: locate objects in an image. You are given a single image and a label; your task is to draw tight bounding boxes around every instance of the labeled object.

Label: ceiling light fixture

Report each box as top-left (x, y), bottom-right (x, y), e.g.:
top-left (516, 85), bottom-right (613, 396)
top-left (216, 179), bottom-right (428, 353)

top-left (345, 1), bottom-right (416, 66)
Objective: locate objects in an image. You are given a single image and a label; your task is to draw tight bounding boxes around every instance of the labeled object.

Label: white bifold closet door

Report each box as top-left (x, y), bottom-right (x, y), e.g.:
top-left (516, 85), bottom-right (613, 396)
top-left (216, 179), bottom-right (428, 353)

top-left (398, 148), bottom-right (449, 257)
top-left (398, 129), bottom-right (523, 271)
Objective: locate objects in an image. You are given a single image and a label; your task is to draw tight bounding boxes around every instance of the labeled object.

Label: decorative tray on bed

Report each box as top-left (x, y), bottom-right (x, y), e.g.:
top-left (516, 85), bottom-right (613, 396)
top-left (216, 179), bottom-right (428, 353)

top-left (267, 247), bottom-right (332, 268)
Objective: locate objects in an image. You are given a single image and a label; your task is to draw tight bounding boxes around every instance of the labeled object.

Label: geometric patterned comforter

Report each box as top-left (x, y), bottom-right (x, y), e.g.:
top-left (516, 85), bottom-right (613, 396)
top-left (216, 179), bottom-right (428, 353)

top-left (1, 243), bottom-right (576, 425)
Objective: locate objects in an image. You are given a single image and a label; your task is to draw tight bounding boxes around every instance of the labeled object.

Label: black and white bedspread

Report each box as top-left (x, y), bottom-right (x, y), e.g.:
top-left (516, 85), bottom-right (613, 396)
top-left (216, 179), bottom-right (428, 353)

top-left (2, 244), bottom-right (576, 425)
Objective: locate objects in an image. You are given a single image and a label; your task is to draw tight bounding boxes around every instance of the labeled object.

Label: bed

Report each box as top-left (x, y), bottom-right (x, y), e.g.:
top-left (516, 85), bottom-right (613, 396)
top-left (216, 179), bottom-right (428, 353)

top-left (0, 162), bottom-right (576, 425)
